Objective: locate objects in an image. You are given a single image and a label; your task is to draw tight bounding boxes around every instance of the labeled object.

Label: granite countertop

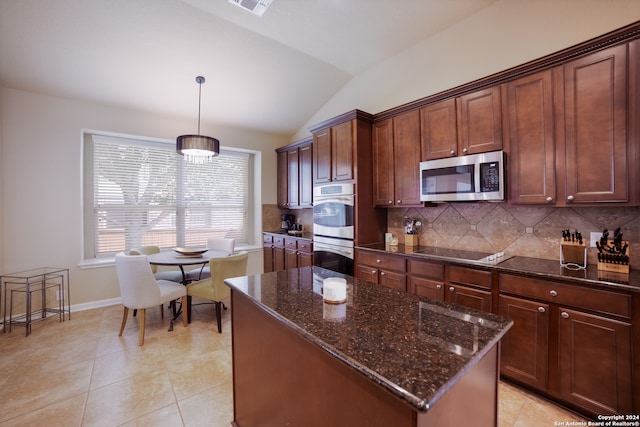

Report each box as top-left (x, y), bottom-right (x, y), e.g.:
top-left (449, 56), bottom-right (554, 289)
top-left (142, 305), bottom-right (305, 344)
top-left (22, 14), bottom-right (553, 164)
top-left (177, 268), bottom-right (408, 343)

top-left (357, 243), bottom-right (640, 293)
top-left (225, 266), bottom-right (513, 412)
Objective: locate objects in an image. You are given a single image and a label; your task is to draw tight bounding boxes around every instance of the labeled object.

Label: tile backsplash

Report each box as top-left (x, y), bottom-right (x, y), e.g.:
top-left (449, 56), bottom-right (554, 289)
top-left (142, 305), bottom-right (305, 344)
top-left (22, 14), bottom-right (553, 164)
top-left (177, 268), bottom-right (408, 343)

top-left (263, 203), bottom-right (640, 270)
top-left (388, 204), bottom-right (640, 269)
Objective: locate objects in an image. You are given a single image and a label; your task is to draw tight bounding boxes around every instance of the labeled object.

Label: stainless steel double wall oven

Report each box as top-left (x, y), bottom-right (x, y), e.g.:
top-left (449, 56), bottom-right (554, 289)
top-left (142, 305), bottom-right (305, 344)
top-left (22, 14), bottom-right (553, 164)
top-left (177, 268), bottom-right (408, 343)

top-left (312, 183), bottom-right (355, 275)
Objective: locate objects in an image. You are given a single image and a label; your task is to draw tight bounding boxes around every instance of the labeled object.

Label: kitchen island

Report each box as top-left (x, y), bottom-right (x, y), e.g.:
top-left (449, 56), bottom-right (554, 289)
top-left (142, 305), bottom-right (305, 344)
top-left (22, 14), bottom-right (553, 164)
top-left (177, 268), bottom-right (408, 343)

top-left (225, 266), bottom-right (513, 427)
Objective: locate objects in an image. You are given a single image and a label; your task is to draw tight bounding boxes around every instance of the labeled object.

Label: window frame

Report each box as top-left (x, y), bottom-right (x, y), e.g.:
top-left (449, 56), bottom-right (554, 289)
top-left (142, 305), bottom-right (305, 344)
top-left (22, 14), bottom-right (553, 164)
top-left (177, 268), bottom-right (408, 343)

top-left (81, 130), bottom-right (262, 263)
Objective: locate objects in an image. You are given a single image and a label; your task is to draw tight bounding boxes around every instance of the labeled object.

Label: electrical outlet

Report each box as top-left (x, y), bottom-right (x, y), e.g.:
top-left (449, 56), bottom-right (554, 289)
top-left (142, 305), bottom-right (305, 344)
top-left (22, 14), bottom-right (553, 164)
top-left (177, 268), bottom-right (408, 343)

top-left (56, 290), bottom-right (63, 301)
top-left (590, 231), bottom-right (601, 248)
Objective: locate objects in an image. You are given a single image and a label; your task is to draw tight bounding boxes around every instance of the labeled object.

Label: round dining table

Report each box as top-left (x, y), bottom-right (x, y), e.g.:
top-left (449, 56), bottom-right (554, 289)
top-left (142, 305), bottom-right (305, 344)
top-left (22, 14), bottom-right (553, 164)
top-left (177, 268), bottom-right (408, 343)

top-left (147, 249), bottom-right (230, 285)
top-left (146, 249), bottom-right (231, 330)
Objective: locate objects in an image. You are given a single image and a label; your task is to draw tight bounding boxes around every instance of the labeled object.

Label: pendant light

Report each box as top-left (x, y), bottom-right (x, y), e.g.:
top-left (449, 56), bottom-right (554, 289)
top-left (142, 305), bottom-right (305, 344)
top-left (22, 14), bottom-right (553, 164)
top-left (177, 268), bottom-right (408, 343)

top-left (176, 76), bottom-right (220, 164)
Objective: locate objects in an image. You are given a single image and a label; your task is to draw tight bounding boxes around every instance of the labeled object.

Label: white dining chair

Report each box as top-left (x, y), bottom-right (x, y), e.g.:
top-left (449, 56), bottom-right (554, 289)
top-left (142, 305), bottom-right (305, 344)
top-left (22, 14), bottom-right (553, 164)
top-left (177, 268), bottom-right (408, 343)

top-left (114, 252), bottom-right (188, 345)
top-left (186, 237), bottom-right (235, 281)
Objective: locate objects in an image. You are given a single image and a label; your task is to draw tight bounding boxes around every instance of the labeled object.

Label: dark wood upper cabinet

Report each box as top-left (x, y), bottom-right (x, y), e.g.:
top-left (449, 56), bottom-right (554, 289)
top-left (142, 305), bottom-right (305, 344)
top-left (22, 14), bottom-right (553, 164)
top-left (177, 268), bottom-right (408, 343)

top-left (393, 110), bottom-right (422, 206)
top-left (312, 120), bottom-right (355, 184)
top-left (506, 70), bottom-right (556, 204)
top-left (299, 144), bottom-right (313, 207)
top-left (420, 98), bottom-right (458, 160)
top-left (312, 128), bottom-right (332, 184)
top-left (276, 137), bottom-right (313, 209)
top-left (421, 87), bottom-right (502, 160)
top-left (276, 149), bottom-right (288, 208)
top-left (373, 111), bottom-right (421, 207)
top-left (331, 121), bottom-right (355, 182)
top-left (372, 118), bottom-right (394, 206)
top-left (457, 86), bottom-right (503, 156)
top-left (556, 44), bottom-right (629, 205)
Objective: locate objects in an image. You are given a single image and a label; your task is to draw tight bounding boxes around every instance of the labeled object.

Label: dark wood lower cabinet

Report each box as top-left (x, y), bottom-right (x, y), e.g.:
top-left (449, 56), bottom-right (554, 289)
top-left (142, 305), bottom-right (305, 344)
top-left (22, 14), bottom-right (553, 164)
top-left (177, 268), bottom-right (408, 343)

top-left (498, 295), bottom-right (549, 391)
top-left (557, 308), bottom-right (632, 415)
top-left (446, 284), bottom-right (492, 312)
top-left (499, 273), bottom-right (634, 417)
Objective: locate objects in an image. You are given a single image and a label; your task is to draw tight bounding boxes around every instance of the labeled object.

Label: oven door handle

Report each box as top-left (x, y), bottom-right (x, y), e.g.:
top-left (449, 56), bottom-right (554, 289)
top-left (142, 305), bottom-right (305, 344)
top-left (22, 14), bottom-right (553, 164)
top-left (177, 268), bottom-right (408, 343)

top-left (313, 196), bottom-right (354, 206)
top-left (314, 242), bottom-right (354, 259)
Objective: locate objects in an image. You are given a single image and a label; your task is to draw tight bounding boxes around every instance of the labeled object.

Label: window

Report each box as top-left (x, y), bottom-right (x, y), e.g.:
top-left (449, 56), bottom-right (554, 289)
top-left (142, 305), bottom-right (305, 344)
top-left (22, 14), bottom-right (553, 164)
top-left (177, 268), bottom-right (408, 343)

top-left (83, 132), bottom-right (259, 259)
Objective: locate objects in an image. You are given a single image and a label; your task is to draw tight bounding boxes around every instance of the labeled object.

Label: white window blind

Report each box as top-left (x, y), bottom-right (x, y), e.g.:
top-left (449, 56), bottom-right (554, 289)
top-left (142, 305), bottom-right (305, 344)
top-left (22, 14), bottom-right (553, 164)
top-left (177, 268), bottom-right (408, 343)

top-left (90, 135), bottom-right (249, 257)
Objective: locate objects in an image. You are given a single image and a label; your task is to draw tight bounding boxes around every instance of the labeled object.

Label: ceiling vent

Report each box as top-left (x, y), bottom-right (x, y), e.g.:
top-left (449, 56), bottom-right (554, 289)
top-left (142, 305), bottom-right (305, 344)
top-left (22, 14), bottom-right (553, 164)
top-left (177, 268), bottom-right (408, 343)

top-left (228, 0), bottom-right (273, 16)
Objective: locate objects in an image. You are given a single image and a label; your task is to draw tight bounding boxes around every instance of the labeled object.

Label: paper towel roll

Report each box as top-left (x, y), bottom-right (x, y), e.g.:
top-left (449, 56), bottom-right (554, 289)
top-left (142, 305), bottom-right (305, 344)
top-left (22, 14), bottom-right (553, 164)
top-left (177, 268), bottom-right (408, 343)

top-left (323, 277), bottom-right (347, 304)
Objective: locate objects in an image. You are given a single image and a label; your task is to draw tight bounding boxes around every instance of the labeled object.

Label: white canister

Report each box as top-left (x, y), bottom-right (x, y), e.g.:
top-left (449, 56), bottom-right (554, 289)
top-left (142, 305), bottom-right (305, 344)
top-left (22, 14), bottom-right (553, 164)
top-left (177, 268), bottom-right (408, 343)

top-left (323, 277), bottom-right (347, 304)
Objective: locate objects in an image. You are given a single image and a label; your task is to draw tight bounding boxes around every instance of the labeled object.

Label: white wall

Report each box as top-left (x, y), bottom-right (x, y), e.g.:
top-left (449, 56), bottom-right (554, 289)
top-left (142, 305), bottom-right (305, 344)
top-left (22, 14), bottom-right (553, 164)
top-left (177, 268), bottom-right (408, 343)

top-left (0, 88), bottom-right (288, 307)
top-left (292, 0), bottom-right (640, 140)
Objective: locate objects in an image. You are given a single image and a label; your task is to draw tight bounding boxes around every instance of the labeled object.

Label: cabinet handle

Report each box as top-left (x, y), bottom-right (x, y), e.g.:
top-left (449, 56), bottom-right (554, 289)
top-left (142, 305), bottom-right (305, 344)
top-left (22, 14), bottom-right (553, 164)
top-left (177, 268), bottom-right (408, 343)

top-left (462, 148), bottom-right (468, 154)
top-left (397, 200), bottom-right (402, 204)
top-left (450, 150), bottom-right (456, 156)
top-left (371, 269), bottom-right (377, 274)
top-left (561, 311), bottom-right (570, 319)
top-left (388, 200), bottom-right (393, 205)
top-left (449, 286), bottom-right (455, 292)
top-left (567, 195), bottom-right (575, 202)
top-left (376, 259), bottom-right (381, 263)
top-left (546, 196), bottom-right (553, 203)
top-left (549, 290), bottom-right (558, 297)
top-left (380, 271), bottom-right (386, 276)
top-left (538, 307), bottom-right (546, 313)
top-left (436, 284), bottom-right (442, 289)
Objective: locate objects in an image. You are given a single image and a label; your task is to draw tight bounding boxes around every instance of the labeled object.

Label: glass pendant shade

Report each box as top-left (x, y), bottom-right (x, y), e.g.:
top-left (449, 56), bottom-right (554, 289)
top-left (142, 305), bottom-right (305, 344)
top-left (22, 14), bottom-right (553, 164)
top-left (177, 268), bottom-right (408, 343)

top-left (177, 76), bottom-right (220, 163)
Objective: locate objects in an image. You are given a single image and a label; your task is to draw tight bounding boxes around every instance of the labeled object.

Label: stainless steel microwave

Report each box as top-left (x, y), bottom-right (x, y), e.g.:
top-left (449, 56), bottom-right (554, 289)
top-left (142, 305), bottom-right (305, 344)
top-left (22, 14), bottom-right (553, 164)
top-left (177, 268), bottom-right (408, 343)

top-left (419, 151), bottom-right (505, 202)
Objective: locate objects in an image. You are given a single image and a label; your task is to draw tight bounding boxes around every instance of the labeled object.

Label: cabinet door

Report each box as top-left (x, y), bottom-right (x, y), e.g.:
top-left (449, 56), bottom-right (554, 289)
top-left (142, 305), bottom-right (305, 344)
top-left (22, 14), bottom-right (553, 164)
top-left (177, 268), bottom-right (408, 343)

top-left (507, 70), bottom-right (556, 204)
top-left (263, 246), bottom-right (274, 273)
top-left (313, 128), bottom-right (332, 184)
top-left (409, 276), bottom-right (444, 301)
top-left (276, 150), bottom-right (288, 208)
top-left (298, 144), bottom-right (313, 207)
top-left (298, 251), bottom-right (313, 268)
top-left (393, 110), bottom-right (422, 206)
top-left (561, 44), bottom-right (628, 204)
top-left (457, 86), bottom-right (503, 155)
top-left (273, 247), bottom-right (285, 272)
top-left (379, 270), bottom-right (406, 292)
top-left (331, 121), bottom-right (354, 182)
top-left (557, 308), bottom-right (632, 415)
top-left (421, 98), bottom-right (458, 160)
top-left (498, 295), bottom-right (549, 390)
top-left (356, 265), bottom-right (379, 284)
top-left (372, 119), bottom-right (395, 206)
top-left (285, 248), bottom-right (298, 270)
top-left (287, 147), bottom-right (300, 208)
top-left (446, 284), bottom-right (492, 312)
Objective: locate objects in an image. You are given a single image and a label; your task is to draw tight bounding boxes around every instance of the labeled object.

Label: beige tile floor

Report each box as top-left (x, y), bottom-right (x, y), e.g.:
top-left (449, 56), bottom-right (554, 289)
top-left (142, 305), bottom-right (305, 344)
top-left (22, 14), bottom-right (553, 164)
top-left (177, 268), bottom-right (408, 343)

top-left (0, 303), bottom-right (588, 426)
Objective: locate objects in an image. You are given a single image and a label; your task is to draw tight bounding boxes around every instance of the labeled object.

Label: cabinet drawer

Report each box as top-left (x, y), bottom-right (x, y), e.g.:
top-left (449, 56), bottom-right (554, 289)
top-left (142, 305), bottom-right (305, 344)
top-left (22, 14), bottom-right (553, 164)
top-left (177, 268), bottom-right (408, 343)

top-left (408, 259), bottom-right (444, 280)
top-left (499, 274), bottom-right (631, 318)
top-left (448, 265), bottom-right (492, 290)
top-left (297, 240), bottom-right (313, 253)
top-left (357, 251), bottom-right (406, 273)
top-left (284, 238), bottom-right (298, 250)
top-left (263, 234), bottom-right (273, 244)
top-left (273, 236), bottom-right (286, 247)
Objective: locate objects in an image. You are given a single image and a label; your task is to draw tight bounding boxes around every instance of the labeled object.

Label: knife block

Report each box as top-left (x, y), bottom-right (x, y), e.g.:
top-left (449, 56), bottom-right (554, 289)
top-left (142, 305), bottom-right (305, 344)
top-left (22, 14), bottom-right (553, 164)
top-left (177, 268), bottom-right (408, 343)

top-left (405, 234), bottom-right (418, 247)
top-left (597, 240), bottom-right (630, 274)
top-left (560, 239), bottom-right (587, 270)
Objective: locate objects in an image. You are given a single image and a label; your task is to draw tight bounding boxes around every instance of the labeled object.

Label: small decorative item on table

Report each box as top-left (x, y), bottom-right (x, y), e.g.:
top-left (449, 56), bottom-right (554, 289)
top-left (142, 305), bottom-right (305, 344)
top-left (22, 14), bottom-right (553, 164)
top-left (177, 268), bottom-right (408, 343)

top-left (559, 229), bottom-right (586, 270)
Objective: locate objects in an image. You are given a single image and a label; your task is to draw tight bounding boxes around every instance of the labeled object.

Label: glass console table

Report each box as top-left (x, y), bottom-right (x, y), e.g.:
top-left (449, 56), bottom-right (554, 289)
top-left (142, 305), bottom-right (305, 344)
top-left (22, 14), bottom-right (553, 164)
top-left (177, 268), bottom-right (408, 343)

top-left (2, 267), bottom-right (70, 336)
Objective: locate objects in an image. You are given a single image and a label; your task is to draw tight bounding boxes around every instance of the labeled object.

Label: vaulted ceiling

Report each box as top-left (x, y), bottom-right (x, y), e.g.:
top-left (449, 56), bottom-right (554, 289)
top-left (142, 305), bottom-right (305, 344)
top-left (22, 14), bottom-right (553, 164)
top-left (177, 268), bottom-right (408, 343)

top-left (0, 0), bottom-right (496, 136)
